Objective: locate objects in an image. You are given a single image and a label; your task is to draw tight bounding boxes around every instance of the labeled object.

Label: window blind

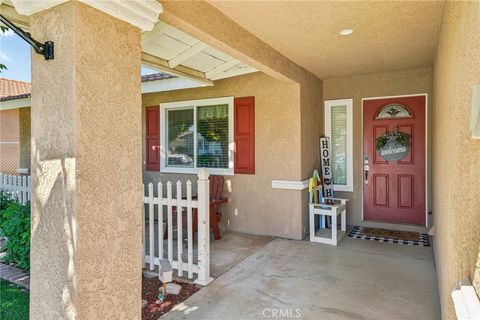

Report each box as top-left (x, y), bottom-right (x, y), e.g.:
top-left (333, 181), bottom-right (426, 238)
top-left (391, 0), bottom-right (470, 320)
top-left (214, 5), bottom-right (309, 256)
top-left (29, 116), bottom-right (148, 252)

top-left (196, 104), bottom-right (229, 169)
top-left (167, 108), bottom-right (194, 167)
top-left (331, 105), bottom-right (348, 185)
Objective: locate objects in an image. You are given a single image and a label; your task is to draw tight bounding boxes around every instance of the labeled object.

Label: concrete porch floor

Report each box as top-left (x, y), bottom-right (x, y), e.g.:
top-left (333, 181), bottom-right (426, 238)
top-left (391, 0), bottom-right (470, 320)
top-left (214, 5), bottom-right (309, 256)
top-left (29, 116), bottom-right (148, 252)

top-left (162, 234), bottom-right (440, 320)
top-left (143, 222), bottom-right (274, 280)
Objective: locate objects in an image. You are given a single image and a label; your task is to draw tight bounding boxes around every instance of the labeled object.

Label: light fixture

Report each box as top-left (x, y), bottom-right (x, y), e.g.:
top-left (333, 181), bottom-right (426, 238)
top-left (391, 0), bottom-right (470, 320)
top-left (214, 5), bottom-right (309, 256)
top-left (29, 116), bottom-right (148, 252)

top-left (0, 14), bottom-right (54, 60)
top-left (339, 29), bottom-right (354, 36)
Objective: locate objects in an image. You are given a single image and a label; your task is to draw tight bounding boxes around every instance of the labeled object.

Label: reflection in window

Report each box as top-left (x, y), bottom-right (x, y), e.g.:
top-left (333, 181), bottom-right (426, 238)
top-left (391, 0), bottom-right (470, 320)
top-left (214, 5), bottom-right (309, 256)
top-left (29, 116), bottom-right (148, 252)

top-left (376, 104), bottom-right (412, 119)
top-left (167, 108), bottom-right (194, 167)
top-left (331, 105), bottom-right (347, 186)
top-left (197, 104), bottom-right (229, 169)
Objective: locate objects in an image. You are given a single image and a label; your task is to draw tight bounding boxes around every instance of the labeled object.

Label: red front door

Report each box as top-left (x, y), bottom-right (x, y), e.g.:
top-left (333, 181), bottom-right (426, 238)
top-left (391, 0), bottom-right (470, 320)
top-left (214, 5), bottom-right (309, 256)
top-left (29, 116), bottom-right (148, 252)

top-left (363, 95), bottom-right (426, 225)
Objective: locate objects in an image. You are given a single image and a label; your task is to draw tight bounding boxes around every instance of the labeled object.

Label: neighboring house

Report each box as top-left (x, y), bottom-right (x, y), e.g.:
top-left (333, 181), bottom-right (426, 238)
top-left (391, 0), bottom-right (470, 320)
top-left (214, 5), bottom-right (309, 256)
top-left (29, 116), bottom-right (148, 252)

top-left (1, 1), bottom-right (478, 320)
top-left (0, 78), bottom-right (31, 175)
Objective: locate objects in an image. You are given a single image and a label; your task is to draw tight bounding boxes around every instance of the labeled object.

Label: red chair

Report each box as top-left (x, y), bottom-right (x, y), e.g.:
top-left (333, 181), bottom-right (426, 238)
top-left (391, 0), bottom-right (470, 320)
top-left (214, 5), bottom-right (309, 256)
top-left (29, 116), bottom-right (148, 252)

top-left (168, 175), bottom-right (227, 240)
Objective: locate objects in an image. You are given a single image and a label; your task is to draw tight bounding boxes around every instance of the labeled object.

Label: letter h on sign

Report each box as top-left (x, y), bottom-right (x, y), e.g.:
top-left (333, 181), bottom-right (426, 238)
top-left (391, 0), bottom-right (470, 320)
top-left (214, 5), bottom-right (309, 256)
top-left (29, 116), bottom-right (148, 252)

top-left (320, 137), bottom-right (334, 199)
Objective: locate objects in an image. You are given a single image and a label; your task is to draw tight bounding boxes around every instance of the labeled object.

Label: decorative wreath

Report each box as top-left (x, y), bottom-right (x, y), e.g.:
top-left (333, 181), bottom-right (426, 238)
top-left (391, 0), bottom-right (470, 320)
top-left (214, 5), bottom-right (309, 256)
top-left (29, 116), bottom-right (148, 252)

top-left (375, 131), bottom-right (410, 151)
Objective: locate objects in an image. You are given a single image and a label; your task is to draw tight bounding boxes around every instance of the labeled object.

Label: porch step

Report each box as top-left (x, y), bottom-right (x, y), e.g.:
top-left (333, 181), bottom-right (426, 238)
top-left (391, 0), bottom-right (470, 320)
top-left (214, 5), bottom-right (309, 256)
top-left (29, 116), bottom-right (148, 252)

top-left (0, 262), bottom-right (30, 290)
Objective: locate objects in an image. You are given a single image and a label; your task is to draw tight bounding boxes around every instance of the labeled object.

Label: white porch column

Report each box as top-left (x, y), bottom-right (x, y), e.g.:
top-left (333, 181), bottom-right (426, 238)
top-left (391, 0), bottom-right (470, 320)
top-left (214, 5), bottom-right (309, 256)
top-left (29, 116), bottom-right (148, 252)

top-left (28, 2), bottom-right (147, 319)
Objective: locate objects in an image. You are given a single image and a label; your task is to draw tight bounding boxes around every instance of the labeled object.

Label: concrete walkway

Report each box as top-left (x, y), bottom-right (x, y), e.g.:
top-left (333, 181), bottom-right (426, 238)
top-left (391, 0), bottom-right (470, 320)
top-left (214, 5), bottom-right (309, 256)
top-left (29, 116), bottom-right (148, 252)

top-left (0, 262), bottom-right (29, 289)
top-left (163, 236), bottom-right (440, 320)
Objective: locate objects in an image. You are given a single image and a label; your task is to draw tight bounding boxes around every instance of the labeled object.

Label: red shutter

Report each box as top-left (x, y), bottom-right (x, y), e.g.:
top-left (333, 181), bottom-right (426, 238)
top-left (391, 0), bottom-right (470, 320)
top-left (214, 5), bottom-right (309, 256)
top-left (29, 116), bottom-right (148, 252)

top-left (146, 106), bottom-right (160, 171)
top-left (234, 97), bottom-right (255, 174)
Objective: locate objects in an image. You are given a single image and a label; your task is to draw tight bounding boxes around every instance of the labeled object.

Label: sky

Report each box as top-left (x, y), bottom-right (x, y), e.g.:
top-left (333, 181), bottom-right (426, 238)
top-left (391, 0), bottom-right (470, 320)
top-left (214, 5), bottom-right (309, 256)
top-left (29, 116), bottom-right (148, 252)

top-left (0, 28), bottom-right (161, 84)
top-left (0, 29), bottom-right (31, 82)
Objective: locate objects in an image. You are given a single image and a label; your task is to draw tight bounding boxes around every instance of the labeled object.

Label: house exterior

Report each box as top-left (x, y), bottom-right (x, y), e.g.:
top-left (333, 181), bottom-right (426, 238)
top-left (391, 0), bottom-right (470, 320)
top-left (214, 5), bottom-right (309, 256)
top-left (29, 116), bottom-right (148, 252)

top-left (0, 1), bottom-right (478, 320)
top-left (0, 78), bottom-right (31, 174)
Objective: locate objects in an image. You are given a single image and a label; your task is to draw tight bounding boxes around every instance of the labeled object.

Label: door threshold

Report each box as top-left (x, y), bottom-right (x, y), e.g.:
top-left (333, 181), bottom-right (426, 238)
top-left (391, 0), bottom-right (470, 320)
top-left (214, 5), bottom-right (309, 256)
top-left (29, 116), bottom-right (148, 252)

top-left (361, 220), bottom-right (430, 233)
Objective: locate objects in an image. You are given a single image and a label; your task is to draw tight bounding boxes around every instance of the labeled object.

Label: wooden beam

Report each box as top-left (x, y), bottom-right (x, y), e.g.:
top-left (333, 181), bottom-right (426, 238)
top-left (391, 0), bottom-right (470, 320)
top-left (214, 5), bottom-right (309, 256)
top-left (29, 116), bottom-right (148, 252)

top-left (205, 58), bottom-right (240, 79)
top-left (168, 41), bottom-right (208, 68)
top-left (210, 67), bottom-right (257, 81)
top-left (141, 52), bottom-right (212, 85)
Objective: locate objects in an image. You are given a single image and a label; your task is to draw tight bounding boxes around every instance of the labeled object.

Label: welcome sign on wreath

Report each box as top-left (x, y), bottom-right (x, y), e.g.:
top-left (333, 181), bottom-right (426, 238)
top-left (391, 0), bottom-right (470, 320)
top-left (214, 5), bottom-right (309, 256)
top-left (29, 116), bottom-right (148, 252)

top-left (375, 131), bottom-right (410, 161)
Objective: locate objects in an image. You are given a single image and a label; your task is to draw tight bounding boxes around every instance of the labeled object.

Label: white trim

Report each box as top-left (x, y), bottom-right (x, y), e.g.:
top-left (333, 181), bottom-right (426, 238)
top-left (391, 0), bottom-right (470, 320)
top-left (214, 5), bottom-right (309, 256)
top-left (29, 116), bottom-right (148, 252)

top-left (160, 97), bottom-right (234, 175)
top-left (11, 0), bottom-right (163, 31)
top-left (324, 98), bottom-right (354, 192)
top-left (205, 59), bottom-right (240, 80)
top-left (210, 68), bottom-right (258, 81)
top-left (168, 42), bottom-right (209, 68)
top-left (451, 280), bottom-right (480, 320)
top-left (361, 93), bottom-right (429, 227)
top-left (271, 180), bottom-right (309, 190)
top-left (141, 78), bottom-right (212, 94)
top-left (0, 98), bottom-right (31, 110)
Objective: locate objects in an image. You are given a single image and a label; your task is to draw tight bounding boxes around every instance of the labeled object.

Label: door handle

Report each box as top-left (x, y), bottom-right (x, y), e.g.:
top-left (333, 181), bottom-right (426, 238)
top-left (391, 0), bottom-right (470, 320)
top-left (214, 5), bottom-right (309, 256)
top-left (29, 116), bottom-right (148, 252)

top-left (364, 156), bottom-right (369, 185)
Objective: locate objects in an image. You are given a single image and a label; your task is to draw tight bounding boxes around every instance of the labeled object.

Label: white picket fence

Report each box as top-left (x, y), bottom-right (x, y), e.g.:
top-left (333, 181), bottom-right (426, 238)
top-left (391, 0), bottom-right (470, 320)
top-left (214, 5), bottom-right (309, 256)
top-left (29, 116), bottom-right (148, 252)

top-left (0, 173), bottom-right (32, 204)
top-left (142, 168), bottom-right (213, 286)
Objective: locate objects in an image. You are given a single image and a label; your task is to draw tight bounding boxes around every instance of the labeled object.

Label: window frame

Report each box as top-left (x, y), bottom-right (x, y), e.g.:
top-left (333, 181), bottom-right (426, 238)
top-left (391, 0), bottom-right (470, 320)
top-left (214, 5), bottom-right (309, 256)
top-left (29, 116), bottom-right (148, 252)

top-left (160, 96), bottom-right (234, 175)
top-left (324, 98), bottom-right (354, 192)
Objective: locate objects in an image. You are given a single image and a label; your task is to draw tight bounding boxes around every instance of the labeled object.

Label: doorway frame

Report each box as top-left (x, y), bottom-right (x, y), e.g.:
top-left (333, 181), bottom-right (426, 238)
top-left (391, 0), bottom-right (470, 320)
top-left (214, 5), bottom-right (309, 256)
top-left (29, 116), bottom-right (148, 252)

top-left (361, 93), bottom-right (429, 227)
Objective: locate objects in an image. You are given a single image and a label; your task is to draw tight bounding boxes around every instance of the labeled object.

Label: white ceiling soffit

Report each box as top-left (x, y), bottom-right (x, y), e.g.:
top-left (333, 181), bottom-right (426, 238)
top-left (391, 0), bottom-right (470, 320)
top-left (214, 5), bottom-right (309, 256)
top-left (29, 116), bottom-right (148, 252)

top-left (9, 0), bottom-right (163, 31)
top-left (142, 21), bottom-right (257, 81)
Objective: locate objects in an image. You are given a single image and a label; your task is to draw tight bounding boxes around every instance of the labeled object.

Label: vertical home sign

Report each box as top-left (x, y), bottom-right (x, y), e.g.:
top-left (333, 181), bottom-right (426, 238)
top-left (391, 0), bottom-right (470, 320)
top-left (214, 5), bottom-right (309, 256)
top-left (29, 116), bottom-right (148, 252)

top-left (320, 137), bottom-right (334, 198)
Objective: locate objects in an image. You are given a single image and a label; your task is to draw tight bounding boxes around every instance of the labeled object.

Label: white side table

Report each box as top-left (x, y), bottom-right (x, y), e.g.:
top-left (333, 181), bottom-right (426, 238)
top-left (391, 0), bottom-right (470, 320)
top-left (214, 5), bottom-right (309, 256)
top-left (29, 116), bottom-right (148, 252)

top-left (309, 198), bottom-right (347, 246)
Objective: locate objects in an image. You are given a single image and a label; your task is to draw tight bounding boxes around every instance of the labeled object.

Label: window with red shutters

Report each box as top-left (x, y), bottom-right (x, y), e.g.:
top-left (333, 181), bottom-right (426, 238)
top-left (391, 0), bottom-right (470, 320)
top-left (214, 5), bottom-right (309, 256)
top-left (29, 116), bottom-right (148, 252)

top-left (146, 106), bottom-right (160, 171)
top-left (234, 97), bottom-right (255, 174)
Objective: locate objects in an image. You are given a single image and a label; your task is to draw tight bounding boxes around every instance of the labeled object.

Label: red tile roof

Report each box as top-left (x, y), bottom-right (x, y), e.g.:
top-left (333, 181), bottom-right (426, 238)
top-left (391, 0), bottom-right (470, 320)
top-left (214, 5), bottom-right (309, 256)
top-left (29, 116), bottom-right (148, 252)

top-left (0, 73), bottom-right (176, 101)
top-left (0, 78), bottom-right (31, 101)
top-left (141, 72), bottom-right (176, 82)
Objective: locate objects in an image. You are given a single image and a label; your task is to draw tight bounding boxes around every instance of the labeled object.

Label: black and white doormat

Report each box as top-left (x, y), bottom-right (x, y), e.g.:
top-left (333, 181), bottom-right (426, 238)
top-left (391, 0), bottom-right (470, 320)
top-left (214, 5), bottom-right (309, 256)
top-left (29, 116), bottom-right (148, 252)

top-left (348, 226), bottom-right (431, 247)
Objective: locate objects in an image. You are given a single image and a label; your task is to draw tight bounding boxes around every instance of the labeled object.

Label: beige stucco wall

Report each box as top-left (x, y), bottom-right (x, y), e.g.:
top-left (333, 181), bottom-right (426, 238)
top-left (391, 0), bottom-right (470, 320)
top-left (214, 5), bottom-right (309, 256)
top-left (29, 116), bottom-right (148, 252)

top-left (0, 108), bottom-right (20, 141)
top-left (30, 2), bottom-right (142, 319)
top-left (142, 72), bottom-right (317, 239)
top-left (300, 72), bottom-right (324, 235)
top-left (432, 1), bottom-right (480, 319)
top-left (19, 107), bottom-right (30, 170)
top-left (323, 68), bottom-right (433, 228)
top-left (0, 108), bottom-right (20, 174)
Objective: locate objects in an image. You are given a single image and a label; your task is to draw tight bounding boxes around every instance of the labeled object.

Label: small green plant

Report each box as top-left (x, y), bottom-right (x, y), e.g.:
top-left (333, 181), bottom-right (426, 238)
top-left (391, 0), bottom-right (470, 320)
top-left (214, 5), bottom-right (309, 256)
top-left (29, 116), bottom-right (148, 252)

top-left (0, 26), bottom-right (9, 73)
top-left (0, 192), bottom-right (30, 270)
top-left (376, 131), bottom-right (410, 151)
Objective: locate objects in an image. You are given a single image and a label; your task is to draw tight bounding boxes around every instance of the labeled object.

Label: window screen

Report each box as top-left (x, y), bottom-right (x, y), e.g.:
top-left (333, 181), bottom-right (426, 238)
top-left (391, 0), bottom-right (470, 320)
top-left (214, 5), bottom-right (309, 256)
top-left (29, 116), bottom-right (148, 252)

top-left (196, 104), bottom-right (229, 169)
top-left (167, 108), bottom-right (194, 167)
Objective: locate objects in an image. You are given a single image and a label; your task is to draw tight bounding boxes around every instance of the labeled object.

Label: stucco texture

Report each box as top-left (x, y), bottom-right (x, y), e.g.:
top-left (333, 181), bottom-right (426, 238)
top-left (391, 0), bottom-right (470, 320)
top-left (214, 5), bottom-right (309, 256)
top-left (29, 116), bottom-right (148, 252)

top-left (30, 2), bottom-right (142, 319)
top-left (432, 2), bottom-right (480, 319)
top-left (142, 72), bottom-right (316, 239)
top-left (323, 68), bottom-right (433, 229)
top-left (19, 107), bottom-right (30, 170)
top-left (0, 108), bottom-right (20, 174)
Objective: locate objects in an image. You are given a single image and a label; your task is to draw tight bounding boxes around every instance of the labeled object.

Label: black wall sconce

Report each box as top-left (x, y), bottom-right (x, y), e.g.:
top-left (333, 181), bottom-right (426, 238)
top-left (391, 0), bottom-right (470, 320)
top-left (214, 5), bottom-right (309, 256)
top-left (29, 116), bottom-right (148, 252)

top-left (0, 14), bottom-right (54, 60)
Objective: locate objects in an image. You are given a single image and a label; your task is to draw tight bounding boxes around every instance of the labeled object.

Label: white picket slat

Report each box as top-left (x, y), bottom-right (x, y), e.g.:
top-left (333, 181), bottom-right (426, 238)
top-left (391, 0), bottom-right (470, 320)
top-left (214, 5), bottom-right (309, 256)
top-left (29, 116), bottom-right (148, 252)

top-left (142, 183), bottom-right (146, 269)
top-left (148, 183), bottom-right (154, 270)
top-left (142, 171), bottom-right (211, 285)
top-left (187, 180), bottom-right (193, 279)
top-left (167, 182), bottom-right (173, 264)
top-left (176, 181), bottom-right (183, 277)
top-left (0, 173), bottom-right (32, 204)
top-left (158, 182), bottom-right (163, 262)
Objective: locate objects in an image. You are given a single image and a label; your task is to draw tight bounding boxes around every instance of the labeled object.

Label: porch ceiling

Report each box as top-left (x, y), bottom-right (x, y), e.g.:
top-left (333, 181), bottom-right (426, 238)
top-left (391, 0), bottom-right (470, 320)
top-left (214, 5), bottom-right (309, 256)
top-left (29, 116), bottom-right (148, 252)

top-left (208, 1), bottom-right (445, 79)
top-left (142, 21), bottom-right (257, 81)
top-left (0, 2), bottom-right (257, 83)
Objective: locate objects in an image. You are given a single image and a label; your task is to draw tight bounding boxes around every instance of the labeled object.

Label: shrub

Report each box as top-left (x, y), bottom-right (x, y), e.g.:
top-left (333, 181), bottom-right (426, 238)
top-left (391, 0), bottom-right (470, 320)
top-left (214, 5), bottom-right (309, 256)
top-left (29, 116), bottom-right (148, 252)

top-left (0, 192), bottom-right (30, 270)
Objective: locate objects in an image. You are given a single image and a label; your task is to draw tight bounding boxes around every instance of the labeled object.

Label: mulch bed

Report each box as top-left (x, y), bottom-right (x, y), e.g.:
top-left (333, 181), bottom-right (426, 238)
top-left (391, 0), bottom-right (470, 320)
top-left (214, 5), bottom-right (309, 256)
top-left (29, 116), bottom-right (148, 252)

top-left (142, 277), bottom-right (200, 320)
